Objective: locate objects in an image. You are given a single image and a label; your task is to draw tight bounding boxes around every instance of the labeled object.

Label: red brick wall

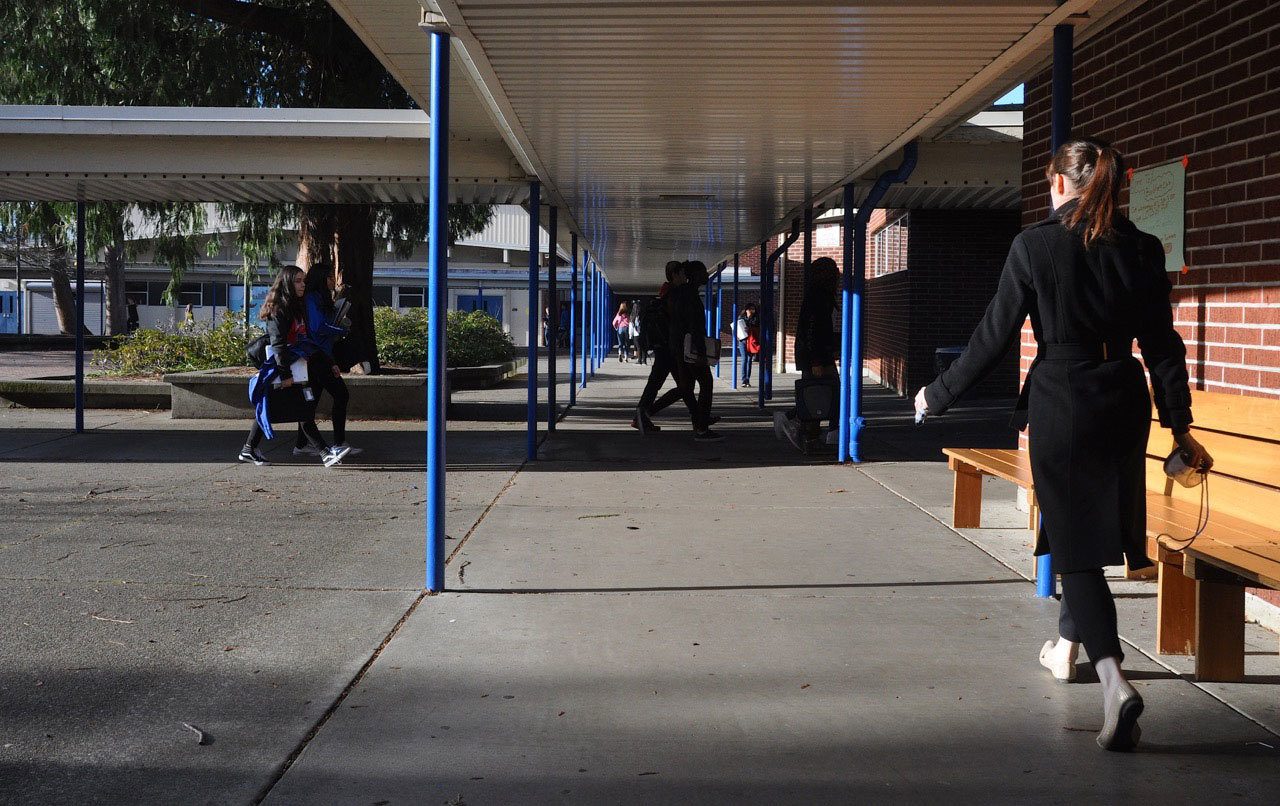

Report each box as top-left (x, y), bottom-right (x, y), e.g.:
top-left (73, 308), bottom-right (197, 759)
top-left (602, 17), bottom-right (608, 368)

top-left (866, 270), bottom-right (911, 391)
top-left (1021, 0), bottom-right (1280, 402)
top-left (1021, 0), bottom-right (1280, 605)
top-left (905, 209), bottom-right (1022, 397)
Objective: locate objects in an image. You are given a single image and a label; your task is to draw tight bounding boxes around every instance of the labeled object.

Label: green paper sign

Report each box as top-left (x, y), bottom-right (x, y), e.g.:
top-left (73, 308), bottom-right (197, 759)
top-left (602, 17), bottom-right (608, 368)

top-left (1128, 160), bottom-right (1186, 272)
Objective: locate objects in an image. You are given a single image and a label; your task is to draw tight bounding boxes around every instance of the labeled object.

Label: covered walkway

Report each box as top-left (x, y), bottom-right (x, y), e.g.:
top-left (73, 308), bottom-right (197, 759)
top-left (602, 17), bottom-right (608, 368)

top-left (4, 367), bottom-right (1278, 802)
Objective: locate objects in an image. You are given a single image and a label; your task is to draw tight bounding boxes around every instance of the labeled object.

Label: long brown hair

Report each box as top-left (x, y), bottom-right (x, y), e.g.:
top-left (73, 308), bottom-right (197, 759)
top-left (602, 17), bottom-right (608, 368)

top-left (259, 264), bottom-right (305, 321)
top-left (1046, 138), bottom-right (1126, 246)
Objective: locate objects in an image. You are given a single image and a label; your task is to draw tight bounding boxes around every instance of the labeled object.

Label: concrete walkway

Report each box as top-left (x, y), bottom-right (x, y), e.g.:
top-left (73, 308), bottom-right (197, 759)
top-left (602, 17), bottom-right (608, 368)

top-left (2, 360), bottom-right (1278, 804)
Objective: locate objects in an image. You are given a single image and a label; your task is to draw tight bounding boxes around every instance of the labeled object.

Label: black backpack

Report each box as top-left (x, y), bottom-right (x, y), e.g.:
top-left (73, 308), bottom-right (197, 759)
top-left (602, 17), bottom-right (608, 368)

top-left (246, 333), bottom-right (269, 369)
top-left (640, 295), bottom-right (669, 349)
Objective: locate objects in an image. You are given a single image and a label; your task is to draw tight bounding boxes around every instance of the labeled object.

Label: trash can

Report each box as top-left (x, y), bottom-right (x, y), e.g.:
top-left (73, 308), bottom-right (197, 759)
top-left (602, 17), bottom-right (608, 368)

top-left (934, 346), bottom-right (965, 375)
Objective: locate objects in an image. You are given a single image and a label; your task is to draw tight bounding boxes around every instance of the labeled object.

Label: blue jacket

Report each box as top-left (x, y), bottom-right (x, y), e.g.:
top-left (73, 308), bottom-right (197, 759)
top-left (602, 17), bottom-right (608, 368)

top-left (248, 358), bottom-right (284, 440)
top-left (305, 292), bottom-right (348, 358)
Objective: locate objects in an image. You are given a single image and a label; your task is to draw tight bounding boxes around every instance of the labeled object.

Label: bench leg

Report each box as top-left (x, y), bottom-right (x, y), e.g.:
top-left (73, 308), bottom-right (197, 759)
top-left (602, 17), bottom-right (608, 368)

top-left (1026, 490), bottom-right (1038, 532)
top-left (951, 466), bottom-right (983, 529)
top-left (1194, 580), bottom-right (1245, 682)
top-left (1156, 558), bottom-right (1196, 656)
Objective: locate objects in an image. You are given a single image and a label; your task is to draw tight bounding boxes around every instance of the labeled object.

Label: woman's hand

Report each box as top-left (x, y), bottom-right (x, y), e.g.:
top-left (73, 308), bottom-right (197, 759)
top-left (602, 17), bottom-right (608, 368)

top-left (280, 378), bottom-right (294, 389)
top-left (913, 387), bottom-right (929, 418)
top-left (332, 364), bottom-right (342, 378)
top-left (1175, 431), bottom-right (1214, 472)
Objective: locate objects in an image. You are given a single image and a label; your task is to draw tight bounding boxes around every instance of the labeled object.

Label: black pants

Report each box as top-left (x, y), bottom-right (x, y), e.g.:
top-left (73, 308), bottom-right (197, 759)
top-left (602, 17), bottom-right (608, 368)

top-left (296, 357), bottom-right (349, 447)
top-left (1058, 568), bottom-right (1124, 663)
top-left (645, 349), bottom-right (703, 430)
top-left (246, 417), bottom-right (327, 452)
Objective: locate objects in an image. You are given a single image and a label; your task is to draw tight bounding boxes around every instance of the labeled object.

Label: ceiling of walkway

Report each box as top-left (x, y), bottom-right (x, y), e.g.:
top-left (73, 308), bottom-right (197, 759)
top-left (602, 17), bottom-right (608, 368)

top-left (341, 1), bottom-right (1108, 282)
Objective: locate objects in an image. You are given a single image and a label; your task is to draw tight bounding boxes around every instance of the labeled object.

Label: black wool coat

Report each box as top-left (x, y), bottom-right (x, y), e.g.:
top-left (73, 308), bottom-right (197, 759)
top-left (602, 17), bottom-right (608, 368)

top-left (924, 200), bottom-right (1192, 572)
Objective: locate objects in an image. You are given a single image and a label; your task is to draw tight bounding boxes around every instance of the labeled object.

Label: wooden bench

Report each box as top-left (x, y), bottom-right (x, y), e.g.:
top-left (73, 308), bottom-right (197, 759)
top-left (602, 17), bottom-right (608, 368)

top-left (1144, 390), bottom-right (1280, 682)
top-left (943, 447), bottom-right (1038, 531)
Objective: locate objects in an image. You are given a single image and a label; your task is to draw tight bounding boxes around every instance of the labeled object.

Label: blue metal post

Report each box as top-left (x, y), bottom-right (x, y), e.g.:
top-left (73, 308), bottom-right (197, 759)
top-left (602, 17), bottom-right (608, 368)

top-left (526, 181), bottom-right (540, 461)
top-left (424, 28), bottom-right (450, 592)
top-left (547, 205), bottom-right (558, 432)
top-left (838, 183), bottom-right (855, 463)
top-left (581, 252), bottom-right (590, 384)
top-left (714, 270), bottom-right (723, 378)
top-left (731, 252), bottom-right (740, 389)
top-left (74, 201), bottom-right (85, 434)
top-left (848, 142), bottom-right (918, 463)
top-left (1036, 22), bottom-right (1074, 599)
top-left (760, 224), bottom-right (799, 406)
top-left (758, 240), bottom-right (767, 408)
top-left (569, 233), bottom-right (578, 404)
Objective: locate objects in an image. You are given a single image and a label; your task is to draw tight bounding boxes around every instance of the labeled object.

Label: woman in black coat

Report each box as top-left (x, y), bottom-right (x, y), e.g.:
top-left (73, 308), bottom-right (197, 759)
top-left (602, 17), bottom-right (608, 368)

top-left (915, 138), bottom-right (1212, 752)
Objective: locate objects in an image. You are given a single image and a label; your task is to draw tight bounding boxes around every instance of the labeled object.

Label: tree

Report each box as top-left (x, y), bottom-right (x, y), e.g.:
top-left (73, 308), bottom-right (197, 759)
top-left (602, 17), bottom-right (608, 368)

top-left (1, 1), bottom-right (494, 354)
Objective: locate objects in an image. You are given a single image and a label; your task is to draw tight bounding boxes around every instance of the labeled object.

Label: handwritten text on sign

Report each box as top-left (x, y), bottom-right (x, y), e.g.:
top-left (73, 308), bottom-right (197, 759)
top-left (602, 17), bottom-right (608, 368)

top-left (1128, 159), bottom-right (1186, 273)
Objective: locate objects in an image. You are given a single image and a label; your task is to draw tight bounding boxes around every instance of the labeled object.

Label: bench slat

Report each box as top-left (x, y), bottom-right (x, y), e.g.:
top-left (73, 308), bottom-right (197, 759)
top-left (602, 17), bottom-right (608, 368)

top-left (1146, 426), bottom-right (1280, 491)
top-left (1154, 390), bottom-right (1280, 443)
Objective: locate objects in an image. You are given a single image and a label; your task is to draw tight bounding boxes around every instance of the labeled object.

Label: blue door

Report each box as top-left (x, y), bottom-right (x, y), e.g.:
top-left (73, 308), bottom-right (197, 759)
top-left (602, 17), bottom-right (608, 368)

top-left (457, 294), bottom-right (503, 326)
top-left (0, 291), bottom-right (17, 334)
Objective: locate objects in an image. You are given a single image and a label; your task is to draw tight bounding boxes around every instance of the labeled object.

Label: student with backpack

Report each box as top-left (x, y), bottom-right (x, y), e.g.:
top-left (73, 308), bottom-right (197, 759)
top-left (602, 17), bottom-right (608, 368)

top-left (630, 300), bottom-right (647, 364)
top-left (632, 262), bottom-right (702, 435)
top-left (239, 265), bottom-right (350, 468)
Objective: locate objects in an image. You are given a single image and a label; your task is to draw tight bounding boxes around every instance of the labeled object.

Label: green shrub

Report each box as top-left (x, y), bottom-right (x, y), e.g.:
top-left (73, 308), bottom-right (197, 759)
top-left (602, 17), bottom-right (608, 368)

top-left (372, 306), bottom-right (428, 367)
top-left (444, 309), bottom-right (516, 368)
top-left (373, 306), bottom-right (515, 368)
top-left (94, 314), bottom-right (261, 376)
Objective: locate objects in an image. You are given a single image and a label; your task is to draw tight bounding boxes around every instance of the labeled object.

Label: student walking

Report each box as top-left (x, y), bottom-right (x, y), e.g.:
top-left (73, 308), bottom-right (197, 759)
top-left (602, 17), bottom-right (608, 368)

top-left (239, 264), bottom-right (350, 468)
top-left (612, 302), bottom-right (632, 362)
top-left (293, 262), bottom-right (359, 458)
top-left (736, 303), bottom-right (758, 387)
top-left (774, 258), bottom-right (840, 451)
top-left (915, 138), bottom-right (1211, 752)
top-left (665, 260), bottom-right (722, 441)
top-left (629, 301), bottom-right (646, 364)
top-left (633, 262), bottom-right (702, 434)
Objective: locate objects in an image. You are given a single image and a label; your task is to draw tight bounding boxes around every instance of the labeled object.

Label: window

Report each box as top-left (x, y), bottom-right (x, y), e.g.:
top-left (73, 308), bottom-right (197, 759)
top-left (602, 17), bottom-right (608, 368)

top-left (397, 286), bottom-right (425, 308)
top-left (870, 215), bottom-right (909, 278)
top-left (372, 286), bottom-right (393, 307)
top-left (125, 281), bottom-right (151, 305)
top-left (177, 283), bottom-right (204, 307)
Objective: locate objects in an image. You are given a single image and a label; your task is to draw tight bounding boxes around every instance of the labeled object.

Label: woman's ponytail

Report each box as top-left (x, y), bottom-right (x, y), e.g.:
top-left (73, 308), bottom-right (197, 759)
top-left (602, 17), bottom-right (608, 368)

top-left (1047, 138), bottom-right (1126, 246)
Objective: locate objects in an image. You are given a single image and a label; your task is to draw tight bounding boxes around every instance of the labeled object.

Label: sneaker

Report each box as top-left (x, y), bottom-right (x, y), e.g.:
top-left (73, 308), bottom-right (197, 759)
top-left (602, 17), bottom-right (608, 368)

top-left (706, 414), bottom-right (721, 426)
top-left (238, 448), bottom-right (269, 466)
top-left (292, 444), bottom-right (321, 456)
top-left (332, 442), bottom-right (363, 456)
top-left (694, 428), bottom-right (725, 442)
top-left (631, 410), bottom-right (660, 434)
top-left (742, 380), bottom-right (751, 387)
top-left (1038, 639), bottom-right (1079, 683)
top-left (321, 445), bottom-right (351, 467)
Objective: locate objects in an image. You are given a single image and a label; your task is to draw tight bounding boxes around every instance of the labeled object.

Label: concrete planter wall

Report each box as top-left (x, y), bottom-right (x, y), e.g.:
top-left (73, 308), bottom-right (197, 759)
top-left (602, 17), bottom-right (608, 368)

top-left (164, 368), bottom-right (442, 420)
top-left (0, 379), bottom-right (170, 410)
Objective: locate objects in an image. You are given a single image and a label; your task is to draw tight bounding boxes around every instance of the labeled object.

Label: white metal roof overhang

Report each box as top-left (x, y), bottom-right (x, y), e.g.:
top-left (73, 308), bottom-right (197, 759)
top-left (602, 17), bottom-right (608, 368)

top-left (0, 106), bottom-right (528, 205)
top-left (330, 0), bottom-right (1117, 287)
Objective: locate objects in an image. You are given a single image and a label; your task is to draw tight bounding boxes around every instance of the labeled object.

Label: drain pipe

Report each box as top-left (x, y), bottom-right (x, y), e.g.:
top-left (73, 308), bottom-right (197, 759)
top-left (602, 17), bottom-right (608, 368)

top-left (841, 141), bottom-right (918, 463)
top-left (760, 218), bottom-right (800, 408)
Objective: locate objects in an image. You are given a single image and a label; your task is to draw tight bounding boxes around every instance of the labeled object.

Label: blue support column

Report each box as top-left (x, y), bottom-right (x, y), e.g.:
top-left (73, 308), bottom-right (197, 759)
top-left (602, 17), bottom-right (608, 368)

top-left (581, 252), bottom-right (590, 384)
top-left (838, 183), bottom-right (855, 463)
top-left (526, 181), bottom-right (540, 461)
top-left (424, 28), bottom-right (450, 592)
top-left (714, 270), bottom-right (723, 378)
top-left (848, 142), bottom-right (918, 464)
top-left (74, 201), bottom-right (85, 434)
top-left (760, 224), bottom-right (799, 406)
top-left (569, 233), bottom-right (578, 405)
top-left (731, 253), bottom-right (740, 389)
top-left (1036, 22), bottom-right (1074, 599)
top-left (547, 205), bottom-right (558, 432)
